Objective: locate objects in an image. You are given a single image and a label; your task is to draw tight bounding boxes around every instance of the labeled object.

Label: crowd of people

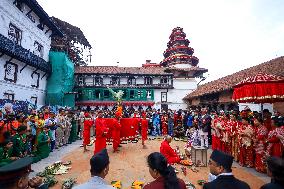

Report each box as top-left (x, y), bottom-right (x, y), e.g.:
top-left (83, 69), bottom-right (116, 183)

top-left (0, 107), bottom-right (80, 166)
top-left (1, 104), bottom-right (284, 188)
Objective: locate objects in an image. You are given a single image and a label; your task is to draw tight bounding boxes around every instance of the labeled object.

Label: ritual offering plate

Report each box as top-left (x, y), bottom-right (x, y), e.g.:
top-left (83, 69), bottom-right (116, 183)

top-left (180, 159), bottom-right (193, 166)
top-left (131, 180), bottom-right (144, 189)
top-left (111, 180), bottom-right (122, 189)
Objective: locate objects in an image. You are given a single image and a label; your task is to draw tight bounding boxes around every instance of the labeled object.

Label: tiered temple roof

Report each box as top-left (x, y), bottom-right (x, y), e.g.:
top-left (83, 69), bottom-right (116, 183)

top-left (161, 27), bottom-right (199, 67)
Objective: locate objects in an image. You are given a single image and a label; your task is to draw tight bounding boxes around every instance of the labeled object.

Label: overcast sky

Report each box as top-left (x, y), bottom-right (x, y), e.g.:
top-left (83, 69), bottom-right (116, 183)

top-left (38, 0), bottom-right (284, 83)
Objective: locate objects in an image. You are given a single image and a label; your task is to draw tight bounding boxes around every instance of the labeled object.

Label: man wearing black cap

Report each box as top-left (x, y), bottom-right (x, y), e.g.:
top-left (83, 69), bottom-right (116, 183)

top-left (73, 148), bottom-right (113, 189)
top-left (203, 150), bottom-right (250, 189)
top-left (0, 157), bottom-right (47, 188)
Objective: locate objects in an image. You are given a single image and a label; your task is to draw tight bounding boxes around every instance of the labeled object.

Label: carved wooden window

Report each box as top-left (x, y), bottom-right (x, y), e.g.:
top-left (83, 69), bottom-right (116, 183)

top-left (30, 96), bottom-right (38, 105)
top-left (34, 41), bottom-right (44, 58)
top-left (4, 62), bottom-right (18, 83)
top-left (4, 92), bottom-right (14, 101)
top-left (111, 77), bottom-right (119, 85)
top-left (31, 72), bottom-right (40, 88)
top-left (95, 77), bottom-right (103, 86)
top-left (78, 76), bottom-right (84, 86)
top-left (8, 23), bottom-right (22, 45)
top-left (144, 77), bottom-right (152, 85)
top-left (128, 77), bottom-right (136, 85)
top-left (13, 0), bottom-right (23, 11)
top-left (27, 12), bottom-right (35, 23)
top-left (160, 77), bottom-right (168, 84)
top-left (37, 20), bottom-right (44, 30)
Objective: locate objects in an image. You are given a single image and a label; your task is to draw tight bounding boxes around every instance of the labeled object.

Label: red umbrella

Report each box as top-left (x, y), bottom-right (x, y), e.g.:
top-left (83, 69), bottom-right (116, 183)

top-left (232, 72), bottom-right (284, 103)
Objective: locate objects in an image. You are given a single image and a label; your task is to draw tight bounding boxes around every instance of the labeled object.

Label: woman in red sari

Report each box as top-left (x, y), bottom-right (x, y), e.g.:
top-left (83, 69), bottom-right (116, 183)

top-left (230, 114), bottom-right (240, 161)
top-left (253, 117), bottom-right (268, 173)
top-left (238, 117), bottom-right (255, 168)
top-left (266, 117), bottom-right (284, 158)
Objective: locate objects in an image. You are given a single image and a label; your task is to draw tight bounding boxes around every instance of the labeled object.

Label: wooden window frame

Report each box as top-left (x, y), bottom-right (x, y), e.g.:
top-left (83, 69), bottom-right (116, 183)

top-left (31, 72), bottom-right (40, 88)
top-left (8, 23), bottom-right (22, 45)
top-left (161, 92), bottom-right (167, 103)
top-left (110, 77), bottom-right (119, 85)
top-left (4, 92), bottom-right (15, 101)
top-left (144, 77), bottom-right (152, 85)
top-left (34, 41), bottom-right (44, 58)
top-left (4, 62), bottom-right (18, 83)
top-left (30, 96), bottom-right (38, 105)
top-left (160, 77), bottom-right (168, 84)
top-left (95, 77), bottom-right (103, 86)
top-left (128, 77), bottom-right (136, 85)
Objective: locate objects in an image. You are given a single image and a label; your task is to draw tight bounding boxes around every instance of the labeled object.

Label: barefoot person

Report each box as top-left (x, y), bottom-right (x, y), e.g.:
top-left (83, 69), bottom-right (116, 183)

top-left (203, 150), bottom-right (250, 189)
top-left (83, 113), bottom-right (94, 152)
top-left (112, 112), bottom-right (122, 153)
top-left (160, 136), bottom-right (181, 164)
top-left (94, 111), bottom-right (109, 155)
top-left (73, 149), bottom-right (113, 189)
top-left (144, 152), bottom-right (186, 189)
top-left (141, 112), bottom-right (148, 149)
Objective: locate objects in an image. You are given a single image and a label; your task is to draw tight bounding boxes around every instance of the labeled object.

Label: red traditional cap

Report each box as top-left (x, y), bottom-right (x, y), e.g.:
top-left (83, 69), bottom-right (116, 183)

top-left (84, 112), bottom-right (89, 117)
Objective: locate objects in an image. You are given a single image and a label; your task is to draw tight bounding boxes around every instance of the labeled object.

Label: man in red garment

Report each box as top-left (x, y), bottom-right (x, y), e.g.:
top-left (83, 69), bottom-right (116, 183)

top-left (141, 112), bottom-right (148, 149)
top-left (94, 111), bottom-right (109, 155)
top-left (112, 112), bottom-right (122, 153)
top-left (160, 135), bottom-right (180, 164)
top-left (83, 113), bottom-right (94, 152)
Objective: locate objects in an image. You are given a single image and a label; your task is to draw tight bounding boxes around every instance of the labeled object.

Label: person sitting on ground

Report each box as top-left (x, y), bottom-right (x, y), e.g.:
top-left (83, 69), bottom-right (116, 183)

top-left (73, 148), bottom-right (113, 189)
top-left (160, 136), bottom-right (181, 164)
top-left (144, 152), bottom-right (186, 189)
top-left (0, 157), bottom-right (47, 189)
top-left (260, 156), bottom-right (284, 189)
top-left (0, 135), bottom-right (19, 167)
top-left (203, 150), bottom-right (250, 189)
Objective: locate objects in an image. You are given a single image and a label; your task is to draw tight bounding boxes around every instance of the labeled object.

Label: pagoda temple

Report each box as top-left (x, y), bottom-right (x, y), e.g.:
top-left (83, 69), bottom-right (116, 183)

top-left (161, 27), bottom-right (199, 68)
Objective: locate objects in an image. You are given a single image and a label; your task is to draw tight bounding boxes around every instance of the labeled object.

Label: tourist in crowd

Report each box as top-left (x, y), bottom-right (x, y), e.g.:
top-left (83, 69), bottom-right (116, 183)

top-left (198, 108), bottom-right (211, 148)
top-left (45, 112), bottom-right (58, 152)
top-left (203, 150), bottom-right (250, 189)
top-left (152, 111), bottom-right (161, 136)
top-left (260, 156), bottom-right (284, 189)
top-left (73, 149), bottom-right (113, 189)
top-left (144, 152), bottom-right (186, 189)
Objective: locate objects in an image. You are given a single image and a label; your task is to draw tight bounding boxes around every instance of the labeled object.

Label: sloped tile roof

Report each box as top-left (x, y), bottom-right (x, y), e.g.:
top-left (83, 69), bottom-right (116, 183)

top-left (75, 66), bottom-right (172, 75)
top-left (184, 56), bottom-right (284, 99)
